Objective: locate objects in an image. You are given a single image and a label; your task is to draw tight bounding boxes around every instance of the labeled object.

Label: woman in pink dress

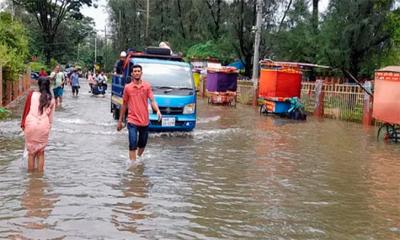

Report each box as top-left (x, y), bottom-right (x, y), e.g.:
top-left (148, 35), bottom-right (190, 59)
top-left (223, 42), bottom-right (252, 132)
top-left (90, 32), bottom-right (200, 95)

top-left (22, 78), bottom-right (55, 172)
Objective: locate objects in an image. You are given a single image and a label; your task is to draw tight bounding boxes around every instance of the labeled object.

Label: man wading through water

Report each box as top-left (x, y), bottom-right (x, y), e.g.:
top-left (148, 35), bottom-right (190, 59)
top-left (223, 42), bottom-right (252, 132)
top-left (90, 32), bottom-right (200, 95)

top-left (117, 64), bottom-right (162, 162)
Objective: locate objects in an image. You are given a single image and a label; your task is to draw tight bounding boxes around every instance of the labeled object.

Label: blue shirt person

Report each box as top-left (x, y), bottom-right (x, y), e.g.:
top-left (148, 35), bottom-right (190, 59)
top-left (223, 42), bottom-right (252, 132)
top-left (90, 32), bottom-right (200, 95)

top-left (70, 70), bottom-right (80, 97)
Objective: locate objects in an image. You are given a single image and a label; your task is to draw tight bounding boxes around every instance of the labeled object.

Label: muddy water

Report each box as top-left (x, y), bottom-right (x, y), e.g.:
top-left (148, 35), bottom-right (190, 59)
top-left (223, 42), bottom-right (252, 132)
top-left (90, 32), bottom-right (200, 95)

top-left (0, 82), bottom-right (399, 239)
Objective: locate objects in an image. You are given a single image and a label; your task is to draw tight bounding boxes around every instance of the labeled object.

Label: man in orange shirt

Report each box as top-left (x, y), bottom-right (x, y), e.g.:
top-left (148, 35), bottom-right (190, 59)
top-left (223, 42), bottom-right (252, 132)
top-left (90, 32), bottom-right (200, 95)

top-left (117, 65), bottom-right (162, 162)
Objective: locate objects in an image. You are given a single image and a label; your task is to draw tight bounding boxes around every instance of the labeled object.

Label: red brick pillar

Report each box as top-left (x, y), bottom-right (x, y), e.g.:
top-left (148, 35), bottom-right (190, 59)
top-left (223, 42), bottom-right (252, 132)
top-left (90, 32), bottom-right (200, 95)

top-left (26, 67), bottom-right (31, 90)
top-left (201, 76), bottom-right (206, 98)
top-left (362, 81), bottom-right (373, 126)
top-left (19, 76), bottom-right (23, 96)
top-left (25, 72), bottom-right (30, 90)
top-left (0, 65), bottom-right (2, 107)
top-left (314, 80), bottom-right (325, 117)
top-left (6, 81), bottom-right (12, 105)
top-left (13, 80), bottom-right (18, 100)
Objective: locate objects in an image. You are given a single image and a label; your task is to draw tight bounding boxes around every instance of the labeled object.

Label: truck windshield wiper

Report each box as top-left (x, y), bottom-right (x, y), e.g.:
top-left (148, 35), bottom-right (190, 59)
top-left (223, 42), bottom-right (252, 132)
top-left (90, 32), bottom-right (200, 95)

top-left (153, 86), bottom-right (194, 91)
top-left (154, 86), bottom-right (174, 90)
top-left (176, 87), bottom-right (194, 90)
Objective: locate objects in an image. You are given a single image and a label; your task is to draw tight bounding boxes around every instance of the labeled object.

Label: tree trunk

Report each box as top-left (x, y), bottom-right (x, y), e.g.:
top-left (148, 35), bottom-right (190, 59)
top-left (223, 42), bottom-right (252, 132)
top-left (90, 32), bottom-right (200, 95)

top-left (177, 0), bottom-right (186, 39)
top-left (44, 33), bottom-right (55, 65)
top-left (312, 0), bottom-right (319, 34)
top-left (244, 54), bottom-right (252, 77)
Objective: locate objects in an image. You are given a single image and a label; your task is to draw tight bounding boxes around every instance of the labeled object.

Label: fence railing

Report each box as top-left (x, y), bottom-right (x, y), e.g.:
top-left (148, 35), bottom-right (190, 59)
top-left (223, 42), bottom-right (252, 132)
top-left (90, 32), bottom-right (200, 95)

top-left (1, 65), bottom-right (31, 107)
top-left (199, 78), bottom-right (370, 123)
top-left (301, 81), bottom-right (366, 122)
top-left (237, 80), bottom-right (253, 105)
top-left (198, 77), bottom-right (254, 105)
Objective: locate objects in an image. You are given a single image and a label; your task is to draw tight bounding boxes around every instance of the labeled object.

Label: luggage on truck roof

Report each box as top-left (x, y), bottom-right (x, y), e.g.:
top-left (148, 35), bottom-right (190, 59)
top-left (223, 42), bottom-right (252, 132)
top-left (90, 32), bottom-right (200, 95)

top-left (126, 47), bottom-right (183, 62)
top-left (145, 47), bottom-right (171, 56)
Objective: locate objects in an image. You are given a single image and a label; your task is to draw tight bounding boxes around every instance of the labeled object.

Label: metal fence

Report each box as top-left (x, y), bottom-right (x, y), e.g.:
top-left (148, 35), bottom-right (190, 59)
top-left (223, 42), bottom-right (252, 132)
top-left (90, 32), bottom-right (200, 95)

top-left (301, 82), bottom-right (365, 122)
top-left (237, 80), bottom-right (253, 105)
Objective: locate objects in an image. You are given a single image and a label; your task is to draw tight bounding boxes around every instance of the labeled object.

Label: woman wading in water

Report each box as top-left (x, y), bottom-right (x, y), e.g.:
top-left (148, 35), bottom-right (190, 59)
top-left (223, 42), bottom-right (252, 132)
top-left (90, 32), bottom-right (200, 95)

top-left (21, 78), bottom-right (55, 171)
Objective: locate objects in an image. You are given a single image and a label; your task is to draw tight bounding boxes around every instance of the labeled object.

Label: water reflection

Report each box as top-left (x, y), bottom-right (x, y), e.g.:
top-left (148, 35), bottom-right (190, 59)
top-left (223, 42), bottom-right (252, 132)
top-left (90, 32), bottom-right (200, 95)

top-left (367, 151), bottom-right (400, 238)
top-left (15, 173), bottom-right (60, 238)
top-left (1, 88), bottom-right (400, 239)
top-left (23, 174), bottom-right (57, 224)
top-left (112, 165), bottom-right (152, 234)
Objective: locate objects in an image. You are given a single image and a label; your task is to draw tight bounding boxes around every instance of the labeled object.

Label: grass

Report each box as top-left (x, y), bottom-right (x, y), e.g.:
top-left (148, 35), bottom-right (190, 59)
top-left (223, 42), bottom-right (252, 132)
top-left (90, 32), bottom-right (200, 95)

top-left (0, 107), bottom-right (11, 120)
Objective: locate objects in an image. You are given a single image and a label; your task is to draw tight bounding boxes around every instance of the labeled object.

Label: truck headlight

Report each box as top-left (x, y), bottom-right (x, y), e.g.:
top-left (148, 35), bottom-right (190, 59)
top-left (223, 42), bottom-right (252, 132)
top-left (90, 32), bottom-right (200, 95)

top-left (183, 103), bottom-right (195, 114)
top-left (148, 103), bottom-right (153, 113)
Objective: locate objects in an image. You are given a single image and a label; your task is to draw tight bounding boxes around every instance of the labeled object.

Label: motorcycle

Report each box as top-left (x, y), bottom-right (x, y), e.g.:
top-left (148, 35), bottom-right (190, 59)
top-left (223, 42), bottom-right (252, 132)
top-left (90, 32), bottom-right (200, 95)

top-left (91, 79), bottom-right (107, 95)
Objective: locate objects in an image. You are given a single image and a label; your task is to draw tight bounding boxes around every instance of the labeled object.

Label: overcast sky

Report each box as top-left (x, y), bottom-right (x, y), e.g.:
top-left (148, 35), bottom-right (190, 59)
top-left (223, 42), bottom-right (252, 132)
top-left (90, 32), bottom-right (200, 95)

top-left (81, 0), bottom-right (108, 31)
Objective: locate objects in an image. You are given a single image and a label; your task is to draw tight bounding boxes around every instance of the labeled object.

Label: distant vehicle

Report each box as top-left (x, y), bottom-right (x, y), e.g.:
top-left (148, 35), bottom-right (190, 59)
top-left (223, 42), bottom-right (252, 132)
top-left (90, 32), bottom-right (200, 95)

top-left (91, 76), bottom-right (107, 96)
top-left (30, 72), bottom-right (39, 80)
top-left (111, 47), bottom-right (197, 131)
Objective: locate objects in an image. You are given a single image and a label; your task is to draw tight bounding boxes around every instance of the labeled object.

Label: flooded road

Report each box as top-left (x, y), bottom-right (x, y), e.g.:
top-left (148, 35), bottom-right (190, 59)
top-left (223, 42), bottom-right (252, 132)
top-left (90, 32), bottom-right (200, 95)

top-left (0, 81), bottom-right (399, 239)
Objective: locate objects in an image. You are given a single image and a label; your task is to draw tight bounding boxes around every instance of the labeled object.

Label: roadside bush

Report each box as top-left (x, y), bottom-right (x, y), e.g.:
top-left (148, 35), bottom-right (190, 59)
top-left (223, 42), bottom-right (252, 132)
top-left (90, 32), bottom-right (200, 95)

top-left (0, 12), bottom-right (29, 81)
top-left (30, 61), bottom-right (48, 73)
top-left (186, 39), bottom-right (235, 64)
top-left (0, 107), bottom-right (11, 119)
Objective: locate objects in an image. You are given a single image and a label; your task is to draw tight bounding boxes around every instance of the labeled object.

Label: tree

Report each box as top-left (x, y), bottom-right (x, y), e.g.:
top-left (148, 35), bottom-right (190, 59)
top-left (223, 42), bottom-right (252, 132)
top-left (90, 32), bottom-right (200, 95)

top-left (270, 0), bottom-right (315, 63)
top-left (205, 0), bottom-right (223, 40)
top-left (0, 12), bottom-right (29, 80)
top-left (312, 0), bottom-right (319, 34)
top-left (320, 0), bottom-right (397, 78)
top-left (14, 0), bottom-right (94, 64)
top-left (228, 0), bottom-right (257, 76)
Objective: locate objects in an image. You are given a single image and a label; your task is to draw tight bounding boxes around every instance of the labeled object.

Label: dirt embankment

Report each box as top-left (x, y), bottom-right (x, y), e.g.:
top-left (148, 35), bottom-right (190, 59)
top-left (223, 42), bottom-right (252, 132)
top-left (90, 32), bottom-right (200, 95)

top-left (3, 83), bottom-right (38, 119)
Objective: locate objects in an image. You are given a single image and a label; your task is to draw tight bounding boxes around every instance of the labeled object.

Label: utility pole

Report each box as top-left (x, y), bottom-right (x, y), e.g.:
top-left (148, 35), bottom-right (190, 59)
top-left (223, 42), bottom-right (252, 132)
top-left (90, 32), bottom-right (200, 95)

top-left (146, 0), bottom-right (149, 42)
top-left (104, 26), bottom-right (107, 72)
top-left (11, 0), bottom-right (15, 21)
top-left (94, 34), bottom-right (97, 74)
top-left (252, 0), bottom-right (263, 106)
top-left (119, 10), bottom-right (122, 49)
top-left (77, 43), bottom-right (80, 63)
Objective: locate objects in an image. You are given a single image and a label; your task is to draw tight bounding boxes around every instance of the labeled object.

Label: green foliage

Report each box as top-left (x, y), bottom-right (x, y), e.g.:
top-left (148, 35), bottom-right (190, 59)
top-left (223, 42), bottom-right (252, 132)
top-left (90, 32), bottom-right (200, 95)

top-left (0, 107), bottom-right (11, 119)
top-left (14, 0), bottom-right (94, 64)
top-left (318, 0), bottom-right (395, 78)
top-left (8, 0), bottom-right (400, 80)
top-left (30, 61), bottom-right (48, 72)
top-left (0, 12), bottom-right (29, 81)
top-left (186, 40), bottom-right (235, 64)
top-left (49, 58), bottom-right (59, 70)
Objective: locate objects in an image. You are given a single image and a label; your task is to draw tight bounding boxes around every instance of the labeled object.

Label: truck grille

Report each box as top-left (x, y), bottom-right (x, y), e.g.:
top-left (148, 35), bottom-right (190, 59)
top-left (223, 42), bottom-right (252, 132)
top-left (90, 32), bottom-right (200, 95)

top-left (158, 107), bottom-right (184, 115)
top-left (150, 120), bottom-right (185, 126)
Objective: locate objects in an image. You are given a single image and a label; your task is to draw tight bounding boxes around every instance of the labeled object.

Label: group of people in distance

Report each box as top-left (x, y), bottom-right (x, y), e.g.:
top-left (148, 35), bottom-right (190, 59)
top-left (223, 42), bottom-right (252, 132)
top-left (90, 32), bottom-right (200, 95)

top-left (21, 42), bottom-right (175, 172)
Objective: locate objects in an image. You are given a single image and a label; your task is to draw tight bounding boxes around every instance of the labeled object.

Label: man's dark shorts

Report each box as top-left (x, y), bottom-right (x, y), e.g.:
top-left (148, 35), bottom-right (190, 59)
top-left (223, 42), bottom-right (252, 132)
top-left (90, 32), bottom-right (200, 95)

top-left (53, 86), bottom-right (64, 97)
top-left (127, 123), bottom-right (149, 150)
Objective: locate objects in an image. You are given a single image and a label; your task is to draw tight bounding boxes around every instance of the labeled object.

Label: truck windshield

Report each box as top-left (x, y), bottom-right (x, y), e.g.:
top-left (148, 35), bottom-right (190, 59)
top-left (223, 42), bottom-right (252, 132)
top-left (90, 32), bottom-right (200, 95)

top-left (140, 63), bottom-right (194, 89)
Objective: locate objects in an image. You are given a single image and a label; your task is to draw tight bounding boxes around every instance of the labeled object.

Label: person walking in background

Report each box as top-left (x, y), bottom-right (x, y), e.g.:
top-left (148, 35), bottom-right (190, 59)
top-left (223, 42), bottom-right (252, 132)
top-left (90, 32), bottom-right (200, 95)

top-left (38, 68), bottom-right (48, 77)
top-left (117, 64), bottom-right (162, 162)
top-left (49, 65), bottom-right (65, 107)
top-left (113, 51), bottom-right (127, 76)
top-left (87, 71), bottom-right (96, 93)
top-left (70, 68), bottom-right (80, 97)
top-left (20, 78), bottom-right (55, 172)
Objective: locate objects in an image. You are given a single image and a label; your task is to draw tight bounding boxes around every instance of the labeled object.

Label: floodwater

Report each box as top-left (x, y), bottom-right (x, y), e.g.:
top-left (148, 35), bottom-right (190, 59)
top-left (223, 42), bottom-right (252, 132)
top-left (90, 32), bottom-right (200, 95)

top-left (0, 81), bottom-right (399, 239)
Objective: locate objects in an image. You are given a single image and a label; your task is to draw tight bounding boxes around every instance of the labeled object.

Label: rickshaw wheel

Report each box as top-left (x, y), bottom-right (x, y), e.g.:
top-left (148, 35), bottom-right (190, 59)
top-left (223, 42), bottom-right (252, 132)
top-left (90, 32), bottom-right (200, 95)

top-left (259, 104), bottom-right (267, 115)
top-left (377, 123), bottom-right (400, 142)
